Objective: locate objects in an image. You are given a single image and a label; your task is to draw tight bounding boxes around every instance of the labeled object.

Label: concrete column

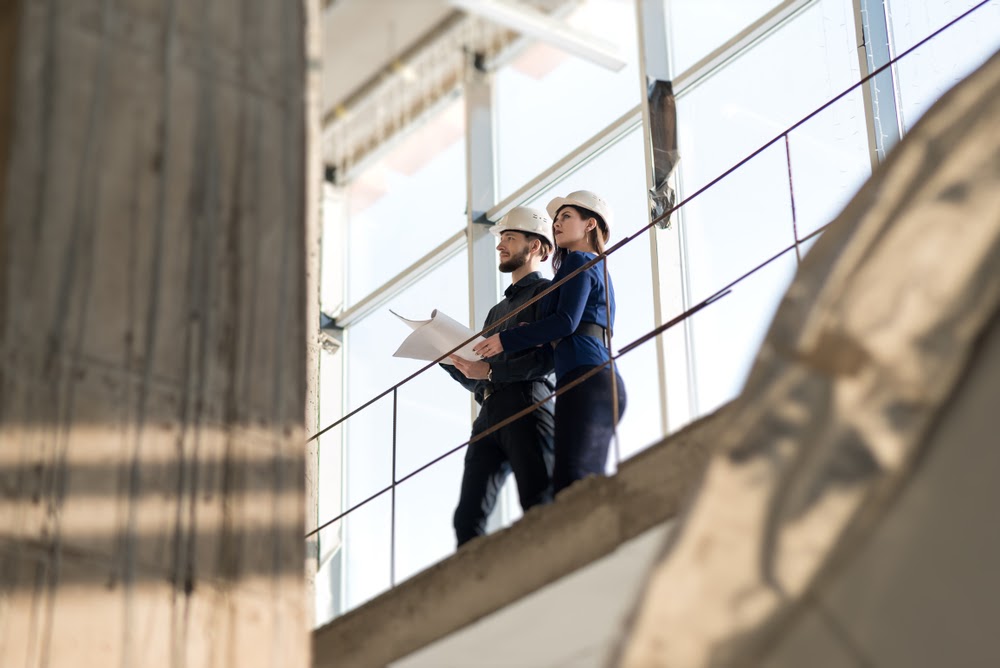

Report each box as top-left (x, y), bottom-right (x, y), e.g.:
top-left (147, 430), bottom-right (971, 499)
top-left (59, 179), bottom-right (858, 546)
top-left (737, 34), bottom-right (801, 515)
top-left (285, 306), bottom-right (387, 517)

top-left (0, 1), bottom-right (314, 666)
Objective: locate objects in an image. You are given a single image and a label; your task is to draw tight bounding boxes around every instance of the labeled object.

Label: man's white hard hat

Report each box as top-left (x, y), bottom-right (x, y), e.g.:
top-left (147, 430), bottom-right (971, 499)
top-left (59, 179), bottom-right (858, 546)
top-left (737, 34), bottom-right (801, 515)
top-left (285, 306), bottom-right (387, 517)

top-left (489, 206), bottom-right (554, 246)
top-left (546, 190), bottom-right (613, 230)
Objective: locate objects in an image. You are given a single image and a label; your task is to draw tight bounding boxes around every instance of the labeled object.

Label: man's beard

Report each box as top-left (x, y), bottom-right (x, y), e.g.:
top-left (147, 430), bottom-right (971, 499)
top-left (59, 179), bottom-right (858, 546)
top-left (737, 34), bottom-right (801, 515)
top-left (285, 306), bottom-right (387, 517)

top-left (498, 247), bottom-right (530, 273)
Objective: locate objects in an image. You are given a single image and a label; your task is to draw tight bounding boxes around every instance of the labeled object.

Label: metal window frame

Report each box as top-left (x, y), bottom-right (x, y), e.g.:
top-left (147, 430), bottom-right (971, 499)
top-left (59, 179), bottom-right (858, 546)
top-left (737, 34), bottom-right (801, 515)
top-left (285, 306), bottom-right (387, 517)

top-left (332, 229), bottom-right (468, 328)
top-left (337, 0), bottom-right (822, 322)
top-left (486, 0), bottom-right (820, 229)
top-left (477, 0), bottom-right (822, 432)
top-left (328, 0), bottom-right (894, 443)
top-left (636, 0), bottom-right (681, 435)
top-left (853, 0), bottom-right (904, 168)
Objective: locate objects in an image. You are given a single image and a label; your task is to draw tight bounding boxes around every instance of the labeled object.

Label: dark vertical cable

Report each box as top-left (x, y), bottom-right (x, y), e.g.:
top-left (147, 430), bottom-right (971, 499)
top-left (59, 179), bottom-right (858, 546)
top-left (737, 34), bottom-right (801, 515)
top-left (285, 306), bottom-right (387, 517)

top-left (784, 134), bottom-right (802, 263)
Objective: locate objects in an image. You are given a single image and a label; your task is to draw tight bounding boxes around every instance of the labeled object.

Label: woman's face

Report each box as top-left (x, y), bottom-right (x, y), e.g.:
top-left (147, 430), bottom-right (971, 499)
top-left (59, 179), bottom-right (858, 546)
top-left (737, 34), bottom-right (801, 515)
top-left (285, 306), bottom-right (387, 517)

top-left (552, 206), bottom-right (595, 250)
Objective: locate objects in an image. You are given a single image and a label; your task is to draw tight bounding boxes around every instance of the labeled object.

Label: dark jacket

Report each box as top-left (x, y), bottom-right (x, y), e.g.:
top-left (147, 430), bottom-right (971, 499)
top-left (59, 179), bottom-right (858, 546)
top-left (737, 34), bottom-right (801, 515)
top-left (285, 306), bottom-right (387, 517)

top-left (443, 271), bottom-right (555, 403)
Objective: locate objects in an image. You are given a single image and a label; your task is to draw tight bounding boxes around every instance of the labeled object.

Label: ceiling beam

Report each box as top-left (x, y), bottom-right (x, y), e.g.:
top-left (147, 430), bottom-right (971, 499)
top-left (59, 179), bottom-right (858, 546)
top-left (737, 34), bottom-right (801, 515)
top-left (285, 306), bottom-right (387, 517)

top-left (450, 0), bottom-right (626, 71)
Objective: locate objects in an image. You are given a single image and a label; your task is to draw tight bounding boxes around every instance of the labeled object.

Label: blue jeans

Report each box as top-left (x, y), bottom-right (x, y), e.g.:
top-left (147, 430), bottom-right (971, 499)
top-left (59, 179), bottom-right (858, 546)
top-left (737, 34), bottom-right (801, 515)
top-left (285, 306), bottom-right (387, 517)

top-left (453, 381), bottom-right (555, 546)
top-left (553, 365), bottom-right (627, 494)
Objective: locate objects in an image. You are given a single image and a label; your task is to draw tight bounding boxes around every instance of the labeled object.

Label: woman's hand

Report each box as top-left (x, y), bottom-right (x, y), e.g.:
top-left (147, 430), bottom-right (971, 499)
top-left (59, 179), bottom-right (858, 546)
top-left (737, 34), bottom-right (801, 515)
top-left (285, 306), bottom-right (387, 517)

top-left (473, 334), bottom-right (504, 358)
top-left (450, 355), bottom-right (490, 380)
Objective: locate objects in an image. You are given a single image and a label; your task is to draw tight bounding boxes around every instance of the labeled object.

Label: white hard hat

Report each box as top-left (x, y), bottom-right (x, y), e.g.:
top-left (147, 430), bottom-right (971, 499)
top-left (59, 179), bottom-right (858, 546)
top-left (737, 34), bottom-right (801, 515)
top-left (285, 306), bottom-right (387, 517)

top-left (489, 206), bottom-right (554, 246)
top-left (546, 190), bottom-right (613, 231)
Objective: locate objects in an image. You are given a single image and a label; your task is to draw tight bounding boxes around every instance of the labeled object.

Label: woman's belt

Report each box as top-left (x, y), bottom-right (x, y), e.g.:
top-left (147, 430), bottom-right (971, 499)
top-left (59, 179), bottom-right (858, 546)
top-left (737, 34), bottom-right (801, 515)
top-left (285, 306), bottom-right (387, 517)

top-left (551, 321), bottom-right (608, 349)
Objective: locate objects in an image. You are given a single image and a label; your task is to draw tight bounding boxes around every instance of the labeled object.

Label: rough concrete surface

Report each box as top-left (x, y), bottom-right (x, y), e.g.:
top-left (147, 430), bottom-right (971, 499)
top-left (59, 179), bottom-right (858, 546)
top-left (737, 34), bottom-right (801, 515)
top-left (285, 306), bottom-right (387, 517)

top-left (614, 49), bottom-right (1000, 668)
top-left (0, 2), bottom-right (316, 666)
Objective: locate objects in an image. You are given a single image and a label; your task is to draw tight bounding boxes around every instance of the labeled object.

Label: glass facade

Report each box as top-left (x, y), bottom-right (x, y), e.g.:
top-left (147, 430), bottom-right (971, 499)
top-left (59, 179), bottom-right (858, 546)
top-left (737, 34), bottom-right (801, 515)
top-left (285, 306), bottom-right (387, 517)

top-left (887, 0), bottom-right (1000, 132)
top-left (345, 97), bottom-right (467, 306)
top-left (665, 0), bottom-right (785, 74)
top-left (496, 0), bottom-right (641, 199)
top-left (315, 0), bottom-right (1000, 625)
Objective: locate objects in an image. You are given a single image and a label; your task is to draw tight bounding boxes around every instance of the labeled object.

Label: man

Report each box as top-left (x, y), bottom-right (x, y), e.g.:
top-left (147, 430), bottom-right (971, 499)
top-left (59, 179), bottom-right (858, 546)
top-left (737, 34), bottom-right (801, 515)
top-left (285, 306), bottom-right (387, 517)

top-left (444, 206), bottom-right (557, 547)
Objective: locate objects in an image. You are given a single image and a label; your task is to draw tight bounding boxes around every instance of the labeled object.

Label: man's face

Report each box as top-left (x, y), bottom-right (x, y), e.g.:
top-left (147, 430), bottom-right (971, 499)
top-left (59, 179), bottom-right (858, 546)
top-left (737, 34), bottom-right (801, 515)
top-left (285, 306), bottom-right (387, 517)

top-left (496, 231), bottom-right (532, 273)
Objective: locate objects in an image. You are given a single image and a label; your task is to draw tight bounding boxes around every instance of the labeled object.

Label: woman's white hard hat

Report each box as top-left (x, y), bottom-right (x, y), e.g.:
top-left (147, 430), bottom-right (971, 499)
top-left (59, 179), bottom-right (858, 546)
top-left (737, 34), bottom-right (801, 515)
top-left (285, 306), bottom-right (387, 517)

top-left (546, 190), bottom-right (613, 228)
top-left (489, 206), bottom-right (554, 246)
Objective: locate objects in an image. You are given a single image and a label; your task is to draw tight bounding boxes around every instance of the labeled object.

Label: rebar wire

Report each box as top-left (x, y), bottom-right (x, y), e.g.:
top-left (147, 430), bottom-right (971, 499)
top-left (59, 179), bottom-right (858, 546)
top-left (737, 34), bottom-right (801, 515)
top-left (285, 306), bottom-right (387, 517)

top-left (306, 0), bottom-right (991, 448)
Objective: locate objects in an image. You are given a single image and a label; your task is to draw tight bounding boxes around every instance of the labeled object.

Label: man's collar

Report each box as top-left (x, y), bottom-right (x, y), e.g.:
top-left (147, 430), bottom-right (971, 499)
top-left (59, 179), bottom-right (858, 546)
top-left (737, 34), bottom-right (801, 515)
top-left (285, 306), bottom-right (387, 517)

top-left (505, 271), bottom-right (545, 298)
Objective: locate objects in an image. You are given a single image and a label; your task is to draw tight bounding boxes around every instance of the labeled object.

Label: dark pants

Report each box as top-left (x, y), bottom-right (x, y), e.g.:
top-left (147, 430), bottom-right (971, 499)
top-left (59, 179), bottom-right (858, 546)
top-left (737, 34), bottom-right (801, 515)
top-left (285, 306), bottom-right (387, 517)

top-left (453, 381), bottom-right (555, 547)
top-left (553, 365), bottom-right (627, 494)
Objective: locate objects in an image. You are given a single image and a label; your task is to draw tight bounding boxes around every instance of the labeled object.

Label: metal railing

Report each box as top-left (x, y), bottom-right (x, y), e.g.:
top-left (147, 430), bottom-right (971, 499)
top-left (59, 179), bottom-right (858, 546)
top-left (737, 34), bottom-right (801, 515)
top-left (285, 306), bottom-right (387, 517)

top-left (308, 0), bottom-right (994, 610)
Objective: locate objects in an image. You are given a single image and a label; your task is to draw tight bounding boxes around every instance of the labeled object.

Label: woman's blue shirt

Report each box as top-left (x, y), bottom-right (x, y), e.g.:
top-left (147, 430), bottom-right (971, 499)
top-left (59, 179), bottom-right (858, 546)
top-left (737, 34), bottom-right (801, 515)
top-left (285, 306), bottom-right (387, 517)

top-left (499, 251), bottom-right (615, 380)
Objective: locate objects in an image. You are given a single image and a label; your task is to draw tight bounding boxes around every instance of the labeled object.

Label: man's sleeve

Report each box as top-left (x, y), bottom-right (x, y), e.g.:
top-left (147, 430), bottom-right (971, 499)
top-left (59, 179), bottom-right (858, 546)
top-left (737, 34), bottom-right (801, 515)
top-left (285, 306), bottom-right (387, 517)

top-left (488, 281), bottom-right (555, 383)
top-left (488, 344), bottom-right (553, 383)
top-left (439, 362), bottom-right (481, 394)
top-left (439, 304), bottom-right (495, 395)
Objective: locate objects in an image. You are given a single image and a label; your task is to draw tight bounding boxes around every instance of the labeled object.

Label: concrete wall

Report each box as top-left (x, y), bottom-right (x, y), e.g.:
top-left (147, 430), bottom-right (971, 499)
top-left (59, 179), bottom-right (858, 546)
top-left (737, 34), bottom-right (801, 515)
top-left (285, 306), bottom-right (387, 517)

top-left (0, 1), bottom-right (314, 666)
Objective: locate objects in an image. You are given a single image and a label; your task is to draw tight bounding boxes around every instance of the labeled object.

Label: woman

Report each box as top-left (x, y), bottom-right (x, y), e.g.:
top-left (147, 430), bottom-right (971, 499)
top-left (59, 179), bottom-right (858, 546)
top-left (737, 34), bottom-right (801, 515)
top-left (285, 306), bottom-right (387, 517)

top-left (473, 190), bottom-right (627, 494)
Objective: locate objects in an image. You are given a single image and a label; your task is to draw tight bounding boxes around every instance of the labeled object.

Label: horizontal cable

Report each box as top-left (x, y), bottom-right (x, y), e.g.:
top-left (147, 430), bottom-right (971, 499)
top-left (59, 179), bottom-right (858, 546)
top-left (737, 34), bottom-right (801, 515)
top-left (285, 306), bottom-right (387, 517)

top-left (307, 0), bottom-right (990, 447)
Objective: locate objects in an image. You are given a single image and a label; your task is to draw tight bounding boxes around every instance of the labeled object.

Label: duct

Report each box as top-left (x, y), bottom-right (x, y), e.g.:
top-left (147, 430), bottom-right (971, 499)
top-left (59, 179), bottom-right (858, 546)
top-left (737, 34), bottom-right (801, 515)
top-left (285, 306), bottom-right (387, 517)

top-left (614, 48), bottom-right (1000, 668)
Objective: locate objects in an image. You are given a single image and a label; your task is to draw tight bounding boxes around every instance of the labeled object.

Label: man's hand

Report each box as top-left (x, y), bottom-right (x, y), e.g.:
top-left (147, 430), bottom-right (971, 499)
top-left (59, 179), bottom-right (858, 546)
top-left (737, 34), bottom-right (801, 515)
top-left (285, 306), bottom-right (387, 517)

top-left (450, 355), bottom-right (490, 380)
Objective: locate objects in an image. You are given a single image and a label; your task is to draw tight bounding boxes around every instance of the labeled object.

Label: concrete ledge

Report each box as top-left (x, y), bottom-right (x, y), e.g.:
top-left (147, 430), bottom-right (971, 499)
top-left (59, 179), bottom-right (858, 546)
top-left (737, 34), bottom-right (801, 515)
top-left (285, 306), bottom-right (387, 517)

top-left (312, 404), bottom-right (732, 668)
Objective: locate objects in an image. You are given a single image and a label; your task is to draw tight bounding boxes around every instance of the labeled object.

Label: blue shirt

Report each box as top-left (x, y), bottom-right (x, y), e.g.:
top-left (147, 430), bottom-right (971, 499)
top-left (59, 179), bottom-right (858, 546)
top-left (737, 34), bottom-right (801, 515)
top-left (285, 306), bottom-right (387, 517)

top-left (499, 251), bottom-right (615, 380)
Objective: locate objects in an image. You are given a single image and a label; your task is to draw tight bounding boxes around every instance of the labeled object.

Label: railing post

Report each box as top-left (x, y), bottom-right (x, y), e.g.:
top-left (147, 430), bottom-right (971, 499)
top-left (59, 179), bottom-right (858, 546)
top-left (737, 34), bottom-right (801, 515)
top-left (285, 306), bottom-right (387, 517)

top-left (783, 134), bottom-right (802, 263)
top-left (391, 387), bottom-right (398, 587)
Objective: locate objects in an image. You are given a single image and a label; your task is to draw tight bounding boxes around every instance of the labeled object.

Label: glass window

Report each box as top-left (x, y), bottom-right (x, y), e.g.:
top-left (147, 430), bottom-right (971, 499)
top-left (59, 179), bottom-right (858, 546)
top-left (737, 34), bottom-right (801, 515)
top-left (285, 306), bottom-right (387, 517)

top-left (666, 0), bottom-right (785, 75)
top-left (688, 249), bottom-right (798, 414)
top-left (526, 126), bottom-right (663, 460)
top-left (674, 0), bottom-right (861, 187)
top-left (395, 453), bottom-right (465, 582)
top-left (675, 142), bottom-right (797, 417)
top-left (341, 493), bottom-right (392, 611)
top-left (496, 0), bottom-right (640, 199)
top-left (680, 142), bottom-right (795, 305)
top-left (339, 249), bottom-right (471, 616)
top-left (346, 97), bottom-right (466, 305)
top-left (887, 0), bottom-right (1000, 132)
top-left (671, 0), bottom-right (865, 417)
top-left (786, 94), bottom-right (871, 240)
